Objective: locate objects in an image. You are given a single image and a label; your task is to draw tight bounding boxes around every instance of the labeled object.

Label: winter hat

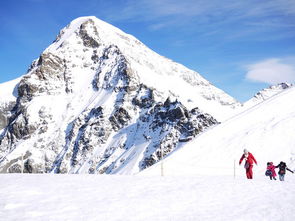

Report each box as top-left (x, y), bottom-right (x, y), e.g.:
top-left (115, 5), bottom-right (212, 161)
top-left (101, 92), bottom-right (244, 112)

top-left (244, 149), bottom-right (248, 153)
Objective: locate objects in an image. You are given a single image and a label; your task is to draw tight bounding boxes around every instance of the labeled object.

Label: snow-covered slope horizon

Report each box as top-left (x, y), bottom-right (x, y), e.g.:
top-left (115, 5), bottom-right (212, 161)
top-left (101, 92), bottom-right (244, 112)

top-left (143, 86), bottom-right (295, 177)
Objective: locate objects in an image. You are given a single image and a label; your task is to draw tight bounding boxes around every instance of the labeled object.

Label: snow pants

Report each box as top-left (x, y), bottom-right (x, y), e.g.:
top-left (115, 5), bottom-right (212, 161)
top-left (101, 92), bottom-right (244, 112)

top-left (279, 174), bottom-right (285, 181)
top-left (246, 164), bottom-right (253, 179)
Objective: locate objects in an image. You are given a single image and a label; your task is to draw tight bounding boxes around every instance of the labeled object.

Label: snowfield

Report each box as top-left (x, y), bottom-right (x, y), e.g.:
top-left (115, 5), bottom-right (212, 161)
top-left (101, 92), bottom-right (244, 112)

top-left (0, 174), bottom-right (295, 221)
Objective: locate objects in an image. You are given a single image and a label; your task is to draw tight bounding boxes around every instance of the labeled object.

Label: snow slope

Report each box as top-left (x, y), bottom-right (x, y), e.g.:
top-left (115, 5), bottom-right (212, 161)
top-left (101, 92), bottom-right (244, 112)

top-left (143, 86), bottom-right (295, 176)
top-left (0, 78), bottom-right (20, 103)
top-left (0, 174), bottom-right (294, 221)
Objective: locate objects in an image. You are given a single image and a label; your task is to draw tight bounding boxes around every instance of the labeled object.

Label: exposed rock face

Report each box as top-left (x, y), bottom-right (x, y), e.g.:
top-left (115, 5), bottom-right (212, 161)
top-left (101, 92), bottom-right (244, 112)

top-left (0, 101), bottom-right (16, 130)
top-left (137, 100), bottom-right (218, 170)
top-left (79, 19), bottom-right (100, 48)
top-left (18, 52), bottom-right (66, 99)
top-left (0, 16), bottom-right (238, 174)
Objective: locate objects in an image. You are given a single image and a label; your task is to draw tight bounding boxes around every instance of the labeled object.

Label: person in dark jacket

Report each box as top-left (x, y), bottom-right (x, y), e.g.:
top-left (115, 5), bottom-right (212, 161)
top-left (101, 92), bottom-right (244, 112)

top-left (275, 161), bottom-right (294, 181)
top-left (239, 149), bottom-right (257, 179)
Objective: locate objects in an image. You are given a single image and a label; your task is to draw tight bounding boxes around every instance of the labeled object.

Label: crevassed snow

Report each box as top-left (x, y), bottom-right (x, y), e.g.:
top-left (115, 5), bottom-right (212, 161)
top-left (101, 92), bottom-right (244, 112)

top-left (143, 86), bottom-right (295, 177)
top-left (0, 174), bottom-right (294, 221)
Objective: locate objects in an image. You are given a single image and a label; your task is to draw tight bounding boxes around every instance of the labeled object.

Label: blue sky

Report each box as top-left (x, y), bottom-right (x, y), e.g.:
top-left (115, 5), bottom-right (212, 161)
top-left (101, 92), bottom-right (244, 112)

top-left (0, 0), bottom-right (295, 102)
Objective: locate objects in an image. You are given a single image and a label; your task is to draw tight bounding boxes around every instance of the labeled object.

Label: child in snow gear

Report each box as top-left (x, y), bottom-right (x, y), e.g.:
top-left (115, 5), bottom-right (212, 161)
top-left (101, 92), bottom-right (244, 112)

top-left (239, 149), bottom-right (257, 179)
top-left (265, 162), bottom-right (276, 180)
top-left (275, 161), bottom-right (294, 181)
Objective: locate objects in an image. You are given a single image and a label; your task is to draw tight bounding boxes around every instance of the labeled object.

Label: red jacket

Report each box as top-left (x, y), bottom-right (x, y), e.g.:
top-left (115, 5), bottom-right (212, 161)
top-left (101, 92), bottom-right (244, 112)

top-left (267, 163), bottom-right (277, 177)
top-left (239, 152), bottom-right (257, 165)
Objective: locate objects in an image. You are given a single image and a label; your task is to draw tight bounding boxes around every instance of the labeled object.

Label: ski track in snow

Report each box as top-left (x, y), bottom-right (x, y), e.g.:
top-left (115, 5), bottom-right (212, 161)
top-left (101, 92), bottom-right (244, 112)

top-left (0, 174), bottom-right (294, 221)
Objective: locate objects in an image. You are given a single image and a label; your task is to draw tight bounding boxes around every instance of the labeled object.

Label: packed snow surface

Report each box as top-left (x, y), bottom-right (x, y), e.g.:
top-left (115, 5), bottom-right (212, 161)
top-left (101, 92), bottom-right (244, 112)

top-left (0, 174), bottom-right (294, 221)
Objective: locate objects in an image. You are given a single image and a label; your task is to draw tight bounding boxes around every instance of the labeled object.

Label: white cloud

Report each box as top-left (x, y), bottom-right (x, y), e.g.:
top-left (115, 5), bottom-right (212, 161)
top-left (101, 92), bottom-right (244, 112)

top-left (103, 0), bottom-right (295, 41)
top-left (108, 0), bottom-right (295, 25)
top-left (245, 58), bottom-right (295, 84)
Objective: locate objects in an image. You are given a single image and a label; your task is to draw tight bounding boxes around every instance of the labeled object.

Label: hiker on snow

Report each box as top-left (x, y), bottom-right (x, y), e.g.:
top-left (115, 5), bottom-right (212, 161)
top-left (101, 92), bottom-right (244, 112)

top-left (275, 161), bottom-right (294, 181)
top-left (265, 162), bottom-right (277, 180)
top-left (239, 149), bottom-right (257, 179)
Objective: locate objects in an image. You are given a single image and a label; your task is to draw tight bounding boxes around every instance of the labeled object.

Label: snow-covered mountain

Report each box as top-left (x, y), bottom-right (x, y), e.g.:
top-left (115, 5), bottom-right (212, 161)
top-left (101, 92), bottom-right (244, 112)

top-left (243, 82), bottom-right (293, 108)
top-left (0, 16), bottom-right (240, 174)
top-left (143, 85), bottom-right (295, 176)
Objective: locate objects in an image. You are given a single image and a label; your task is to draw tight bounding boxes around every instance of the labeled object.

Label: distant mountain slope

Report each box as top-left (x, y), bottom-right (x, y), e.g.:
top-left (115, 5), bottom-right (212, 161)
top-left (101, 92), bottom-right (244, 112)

top-left (243, 83), bottom-right (293, 108)
top-left (0, 16), bottom-right (240, 174)
top-left (143, 86), bottom-right (295, 176)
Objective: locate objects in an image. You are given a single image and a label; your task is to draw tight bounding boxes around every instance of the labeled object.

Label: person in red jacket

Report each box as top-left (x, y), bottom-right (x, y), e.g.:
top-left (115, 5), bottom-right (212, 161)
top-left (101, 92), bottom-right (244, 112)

top-left (239, 149), bottom-right (257, 179)
top-left (266, 162), bottom-right (277, 180)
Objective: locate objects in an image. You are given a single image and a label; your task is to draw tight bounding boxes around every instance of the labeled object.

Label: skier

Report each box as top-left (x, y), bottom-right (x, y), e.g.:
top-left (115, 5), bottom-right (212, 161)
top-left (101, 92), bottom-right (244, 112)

top-left (265, 162), bottom-right (277, 180)
top-left (275, 161), bottom-right (294, 181)
top-left (239, 149), bottom-right (257, 179)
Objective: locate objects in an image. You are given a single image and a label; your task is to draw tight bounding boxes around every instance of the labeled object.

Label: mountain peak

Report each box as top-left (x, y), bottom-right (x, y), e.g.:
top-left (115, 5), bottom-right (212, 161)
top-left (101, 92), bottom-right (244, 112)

top-left (43, 16), bottom-right (240, 119)
top-left (50, 16), bottom-right (135, 52)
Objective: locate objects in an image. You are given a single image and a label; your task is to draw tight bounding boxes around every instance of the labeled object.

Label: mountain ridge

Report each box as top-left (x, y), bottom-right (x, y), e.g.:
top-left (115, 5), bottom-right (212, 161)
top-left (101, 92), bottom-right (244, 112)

top-left (243, 82), bottom-right (293, 108)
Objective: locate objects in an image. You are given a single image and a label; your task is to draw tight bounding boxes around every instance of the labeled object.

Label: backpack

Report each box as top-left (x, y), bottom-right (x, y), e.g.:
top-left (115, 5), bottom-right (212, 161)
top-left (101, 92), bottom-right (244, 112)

top-left (265, 170), bottom-right (272, 176)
